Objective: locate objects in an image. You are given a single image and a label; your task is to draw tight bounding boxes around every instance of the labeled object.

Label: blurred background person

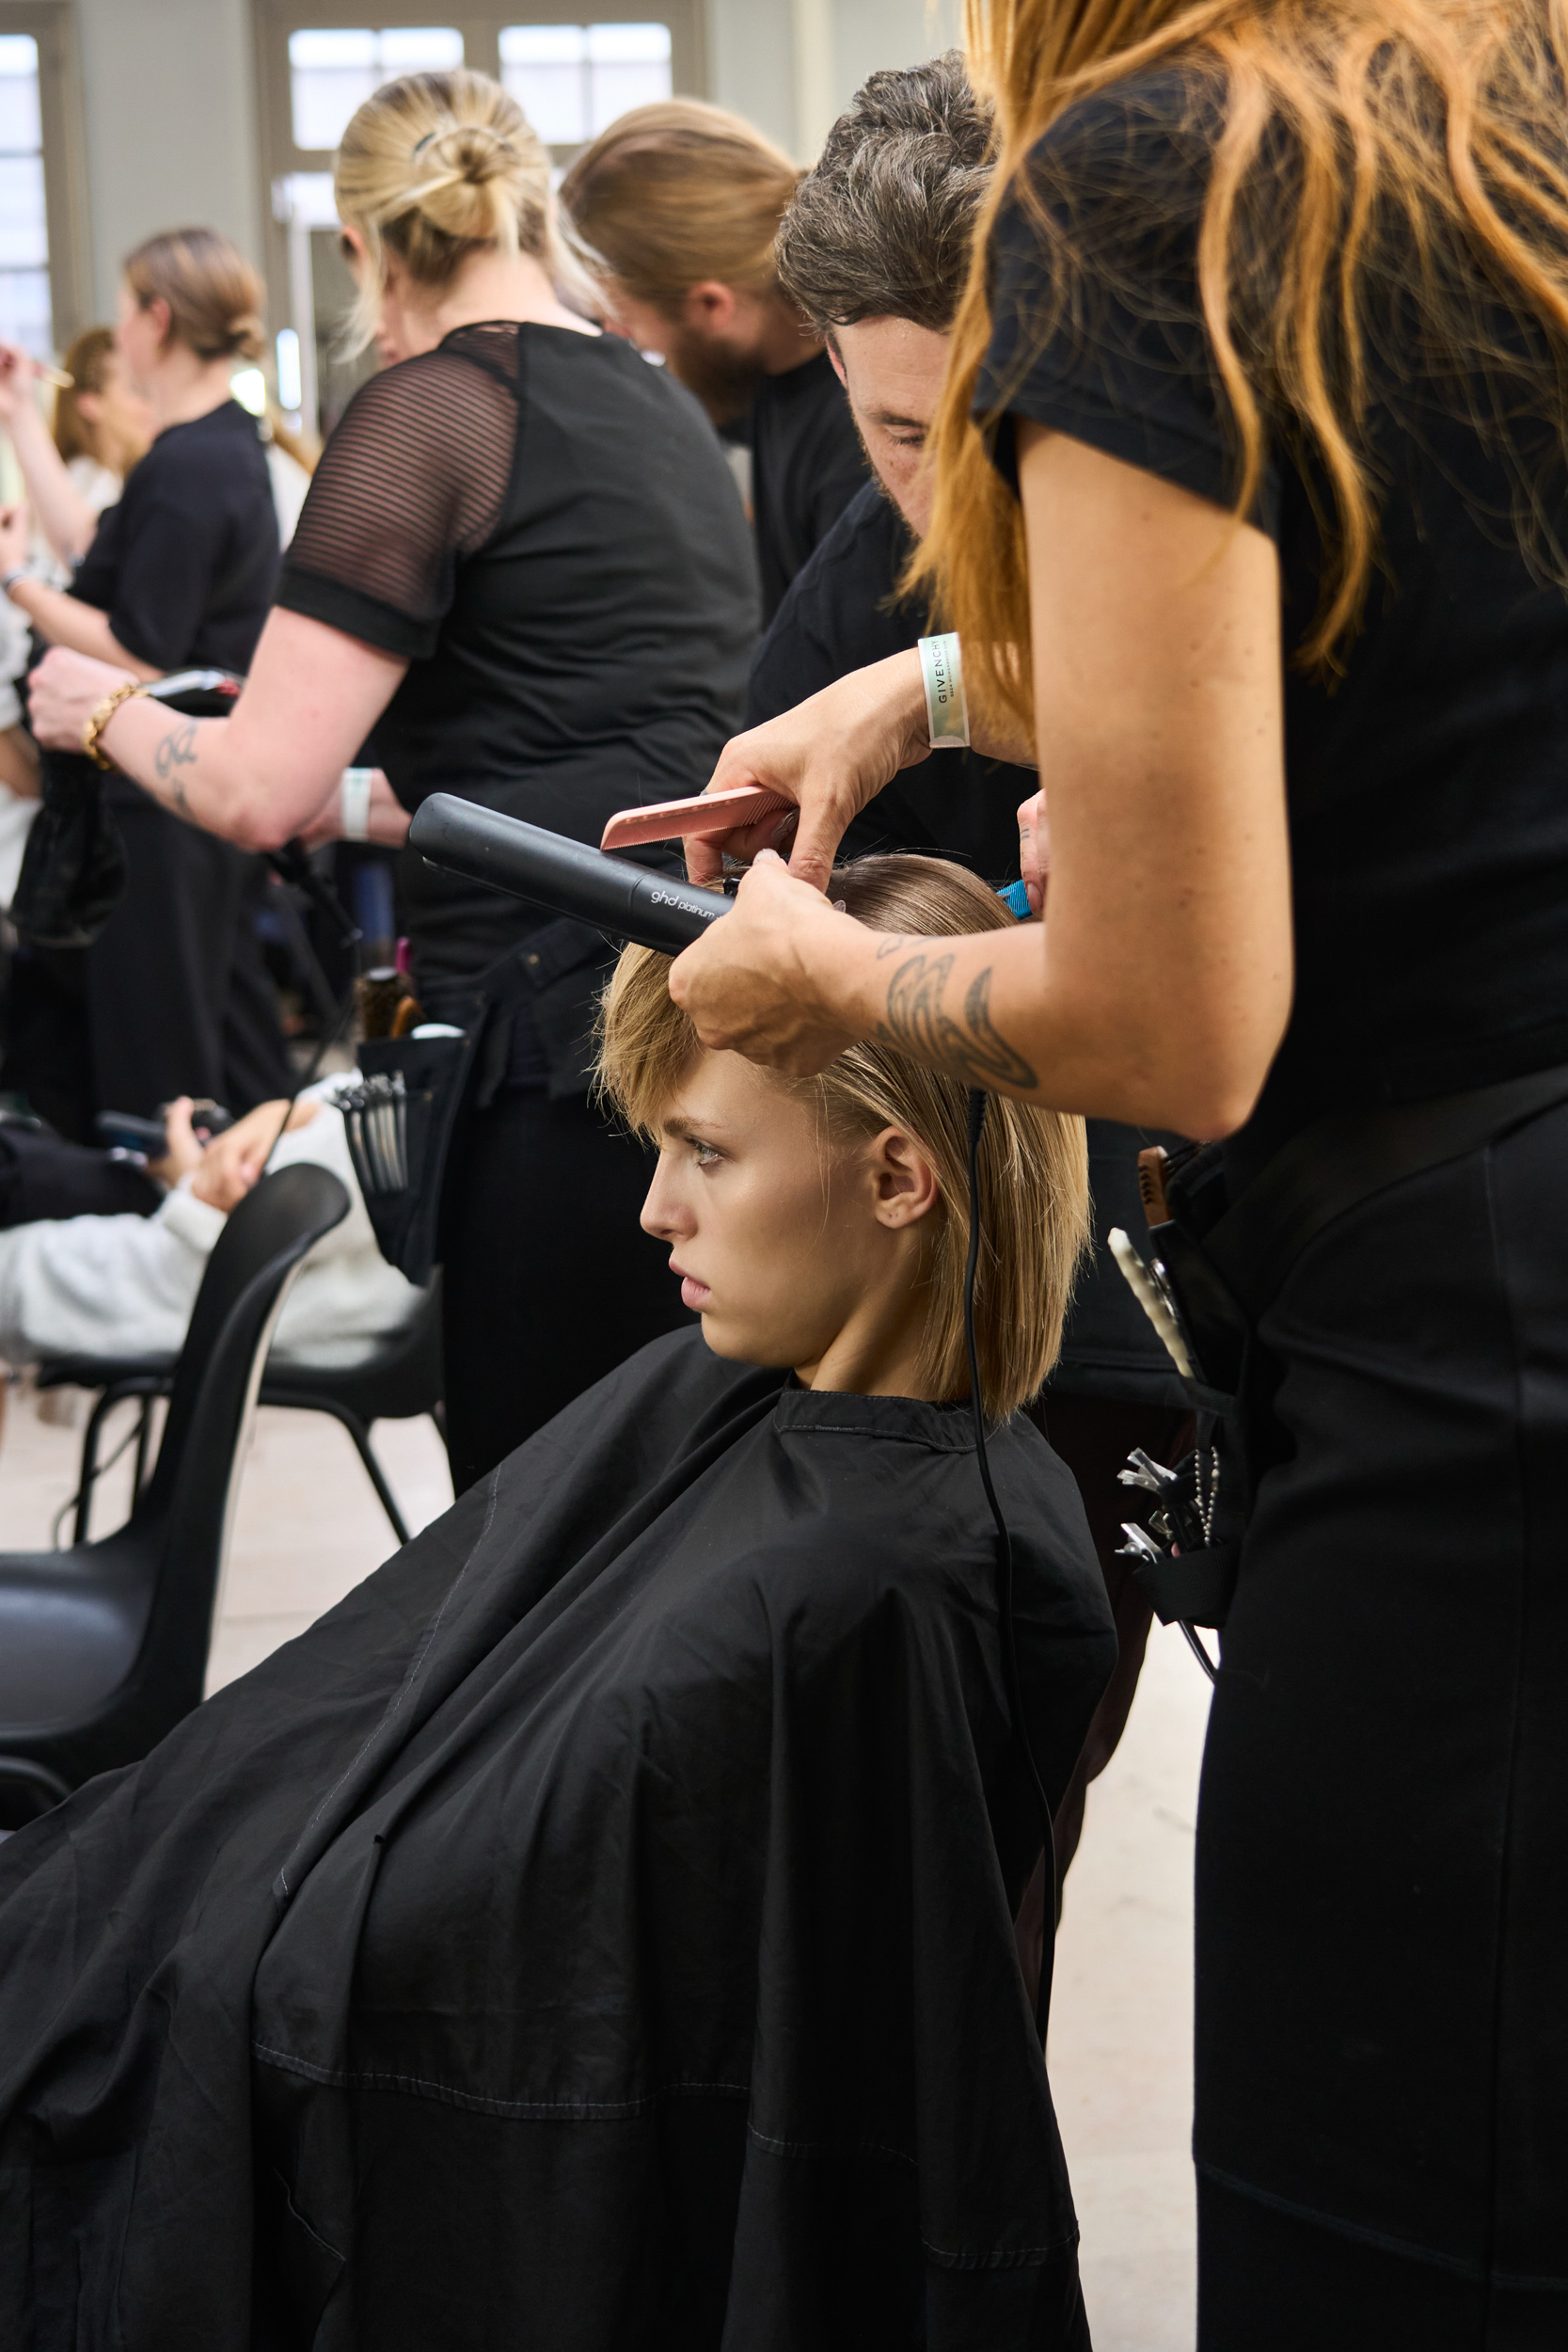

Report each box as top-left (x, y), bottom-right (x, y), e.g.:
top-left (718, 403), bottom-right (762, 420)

top-left (16, 324), bottom-right (153, 573)
top-left (560, 100), bottom-right (866, 621)
top-left (748, 52), bottom-right (1188, 1896)
top-left (0, 229), bottom-right (290, 1141)
top-left (28, 68), bottom-right (757, 1495)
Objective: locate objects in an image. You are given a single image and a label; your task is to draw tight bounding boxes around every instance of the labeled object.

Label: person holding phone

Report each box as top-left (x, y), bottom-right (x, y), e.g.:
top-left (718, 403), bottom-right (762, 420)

top-left (0, 229), bottom-right (291, 1138)
top-left (26, 68), bottom-right (757, 1494)
top-left (644, 4), bottom-right (1568, 2340)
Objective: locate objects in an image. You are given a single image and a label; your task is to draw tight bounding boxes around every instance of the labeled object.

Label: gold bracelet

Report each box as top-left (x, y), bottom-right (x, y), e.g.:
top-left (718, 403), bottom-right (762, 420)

top-left (81, 678), bottom-right (146, 771)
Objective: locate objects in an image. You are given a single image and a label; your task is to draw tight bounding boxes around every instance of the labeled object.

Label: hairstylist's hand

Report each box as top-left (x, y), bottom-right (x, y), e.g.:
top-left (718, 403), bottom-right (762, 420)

top-left (686, 650), bottom-right (930, 893)
top-left (0, 501), bottom-right (28, 578)
top-left (297, 766), bottom-right (409, 851)
top-left (28, 645), bottom-right (137, 753)
top-left (148, 1097), bottom-right (205, 1188)
top-left (668, 850), bottom-right (862, 1075)
top-left (192, 1096), bottom-right (319, 1213)
top-left (1017, 789), bottom-right (1052, 915)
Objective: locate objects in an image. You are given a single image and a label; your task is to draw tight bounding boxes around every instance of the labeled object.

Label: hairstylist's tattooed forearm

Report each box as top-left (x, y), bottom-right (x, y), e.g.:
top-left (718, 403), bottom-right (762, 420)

top-left (876, 952), bottom-right (1038, 1090)
top-left (153, 721), bottom-right (198, 818)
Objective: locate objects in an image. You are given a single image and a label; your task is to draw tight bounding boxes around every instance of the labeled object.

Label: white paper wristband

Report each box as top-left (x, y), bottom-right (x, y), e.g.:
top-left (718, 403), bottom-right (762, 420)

top-left (918, 632), bottom-right (969, 750)
top-left (339, 767), bottom-right (373, 840)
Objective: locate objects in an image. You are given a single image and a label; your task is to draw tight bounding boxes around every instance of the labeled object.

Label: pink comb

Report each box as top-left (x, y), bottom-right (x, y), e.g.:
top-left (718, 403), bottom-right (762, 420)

top-left (600, 785), bottom-right (794, 853)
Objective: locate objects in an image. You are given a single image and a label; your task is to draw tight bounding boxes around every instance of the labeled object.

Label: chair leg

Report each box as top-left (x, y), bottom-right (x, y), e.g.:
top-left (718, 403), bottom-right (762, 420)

top-left (132, 1396), bottom-right (154, 1500)
top-left (73, 1388), bottom-right (123, 1545)
top-left (350, 1421), bottom-right (411, 1546)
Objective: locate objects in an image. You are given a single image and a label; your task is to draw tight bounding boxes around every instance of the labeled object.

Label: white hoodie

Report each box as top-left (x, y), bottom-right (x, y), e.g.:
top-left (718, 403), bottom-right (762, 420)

top-left (0, 1082), bottom-right (421, 1372)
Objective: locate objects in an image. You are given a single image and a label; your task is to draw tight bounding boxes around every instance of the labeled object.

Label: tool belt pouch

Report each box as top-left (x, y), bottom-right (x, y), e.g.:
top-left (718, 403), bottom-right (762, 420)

top-left (341, 1022), bottom-right (481, 1287)
top-left (1122, 1144), bottom-right (1253, 1630)
top-left (10, 752), bottom-right (127, 948)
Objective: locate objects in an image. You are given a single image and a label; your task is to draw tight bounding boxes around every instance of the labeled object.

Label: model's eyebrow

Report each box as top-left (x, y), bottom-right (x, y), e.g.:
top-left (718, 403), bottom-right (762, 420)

top-left (659, 1114), bottom-right (731, 1146)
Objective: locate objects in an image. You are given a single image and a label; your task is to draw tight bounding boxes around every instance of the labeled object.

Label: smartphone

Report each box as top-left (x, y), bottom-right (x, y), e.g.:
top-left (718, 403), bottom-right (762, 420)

top-left (600, 785), bottom-right (793, 853)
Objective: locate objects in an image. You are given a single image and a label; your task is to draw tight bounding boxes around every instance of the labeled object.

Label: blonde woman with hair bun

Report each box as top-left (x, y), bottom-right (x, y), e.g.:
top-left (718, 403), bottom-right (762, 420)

top-left (28, 66), bottom-right (758, 1488)
top-left (0, 224), bottom-right (291, 1138)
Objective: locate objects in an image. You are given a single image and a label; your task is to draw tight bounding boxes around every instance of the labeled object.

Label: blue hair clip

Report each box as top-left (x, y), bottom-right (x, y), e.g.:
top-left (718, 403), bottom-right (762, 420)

top-left (996, 878), bottom-right (1033, 921)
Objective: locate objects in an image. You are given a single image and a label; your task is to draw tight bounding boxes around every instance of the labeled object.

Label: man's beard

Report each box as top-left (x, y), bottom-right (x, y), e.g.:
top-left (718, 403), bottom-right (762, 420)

top-left (660, 325), bottom-right (768, 424)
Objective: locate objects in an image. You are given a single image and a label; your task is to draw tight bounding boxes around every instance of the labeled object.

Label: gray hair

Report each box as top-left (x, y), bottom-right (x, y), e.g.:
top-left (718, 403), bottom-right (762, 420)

top-left (775, 53), bottom-right (994, 335)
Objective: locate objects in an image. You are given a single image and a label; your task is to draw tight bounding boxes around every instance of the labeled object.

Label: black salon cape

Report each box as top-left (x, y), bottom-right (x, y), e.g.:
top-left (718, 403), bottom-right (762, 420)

top-left (0, 1330), bottom-right (1115, 2351)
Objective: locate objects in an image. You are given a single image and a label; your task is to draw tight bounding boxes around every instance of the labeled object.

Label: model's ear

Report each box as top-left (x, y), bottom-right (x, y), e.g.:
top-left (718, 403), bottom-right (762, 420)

top-left (682, 278), bottom-right (739, 337)
top-left (867, 1126), bottom-right (941, 1230)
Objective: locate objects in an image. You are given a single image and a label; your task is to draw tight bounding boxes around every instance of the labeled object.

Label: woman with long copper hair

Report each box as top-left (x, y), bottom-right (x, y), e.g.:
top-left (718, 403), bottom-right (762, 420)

top-left (662, 2), bottom-right (1568, 2339)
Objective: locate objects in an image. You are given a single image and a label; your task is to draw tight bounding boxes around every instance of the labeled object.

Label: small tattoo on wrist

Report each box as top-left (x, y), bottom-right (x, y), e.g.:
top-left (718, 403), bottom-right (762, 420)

top-left (154, 721), bottom-right (198, 818)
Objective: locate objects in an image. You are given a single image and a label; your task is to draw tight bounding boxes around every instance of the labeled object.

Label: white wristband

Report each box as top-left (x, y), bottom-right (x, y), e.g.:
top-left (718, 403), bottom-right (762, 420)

top-left (339, 766), bottom-right (373, 840)
top-left (918, 631), bottom-right (969, 750)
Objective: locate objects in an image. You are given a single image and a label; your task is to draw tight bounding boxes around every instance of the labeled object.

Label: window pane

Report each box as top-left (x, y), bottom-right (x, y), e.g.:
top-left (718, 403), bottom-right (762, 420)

top-left (0, 64), bottom-right (39, 152)
top-left (588, 57), bottom-right (671, 135)
top-left (586, 23), bottom-right (670, 63)
top-left (290, 26), bottom-right (464, 152)
top-left (0, 267), bottom-right (51, 357)
top-left (501, 24), bottom-right (671, 145)
top-left (0, 34), bottom-right (39, 75)
top-left (503, 59), bottom-right (586, 145)
top-left (0, 156), bottom-right (47, 268)
top-left (499, 24), bottom-right (586, 63)
top-left (379, 25), bottom-right (463, 69)
top-left (290, 28), bottom-right (377, 69)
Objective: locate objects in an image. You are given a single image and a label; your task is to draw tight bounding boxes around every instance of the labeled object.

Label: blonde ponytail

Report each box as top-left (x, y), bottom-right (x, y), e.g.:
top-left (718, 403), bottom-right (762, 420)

top-left (335, 69), bottom-right (552, 352)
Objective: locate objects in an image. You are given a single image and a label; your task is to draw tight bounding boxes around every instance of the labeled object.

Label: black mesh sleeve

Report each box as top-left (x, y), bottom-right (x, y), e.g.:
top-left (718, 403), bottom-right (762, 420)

top-left (276, 342), bottom-right (517, 659)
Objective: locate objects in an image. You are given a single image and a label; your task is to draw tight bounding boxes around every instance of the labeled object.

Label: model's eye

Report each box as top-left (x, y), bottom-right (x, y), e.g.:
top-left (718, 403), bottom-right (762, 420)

top-left (690, 1138), bottom-right (722, 1168)
top-left (889, 430), bottom-right (926, 450)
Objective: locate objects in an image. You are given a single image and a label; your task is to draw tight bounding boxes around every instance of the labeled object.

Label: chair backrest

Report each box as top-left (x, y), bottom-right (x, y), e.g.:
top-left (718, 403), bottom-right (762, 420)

top-left (130, 1164), bottom-right (348, 1707)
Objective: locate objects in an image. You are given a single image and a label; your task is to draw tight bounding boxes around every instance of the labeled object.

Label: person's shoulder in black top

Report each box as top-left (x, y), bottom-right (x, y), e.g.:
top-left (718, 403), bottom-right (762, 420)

top-left (750, 347), bottom-right (868, 622)
top-left (73, 399), bottom-right (279, 674)
top-left (974, 66), bottom-right (1568, 1173)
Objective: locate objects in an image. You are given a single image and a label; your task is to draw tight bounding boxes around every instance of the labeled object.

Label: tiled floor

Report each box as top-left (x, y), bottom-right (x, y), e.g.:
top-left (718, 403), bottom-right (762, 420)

top-left (0, 1377), bottom-right (1209, 2351)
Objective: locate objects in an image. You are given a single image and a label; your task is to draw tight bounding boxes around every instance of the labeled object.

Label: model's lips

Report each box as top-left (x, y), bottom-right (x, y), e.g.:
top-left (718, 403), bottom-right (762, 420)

top-left (670, 1258), bottom-right (711, 1311)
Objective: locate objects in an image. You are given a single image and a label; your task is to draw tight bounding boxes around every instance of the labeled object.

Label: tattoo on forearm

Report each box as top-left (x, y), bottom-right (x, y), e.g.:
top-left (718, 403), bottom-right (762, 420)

top-left (874, 932), bottom-right (909, 960)
top-left (153, 722), bottom-right (198, 818)
top-left (876, 953), bottom-right (1039, 1091)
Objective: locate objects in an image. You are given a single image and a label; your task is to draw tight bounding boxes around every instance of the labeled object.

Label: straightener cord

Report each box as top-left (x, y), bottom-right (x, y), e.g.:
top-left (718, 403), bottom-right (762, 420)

top-left (964, 1087), bottom-right (1059, 2046)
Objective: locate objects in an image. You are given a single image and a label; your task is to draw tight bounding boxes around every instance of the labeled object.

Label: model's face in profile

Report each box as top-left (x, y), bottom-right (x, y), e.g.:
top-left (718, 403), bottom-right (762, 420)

top-left (640, 1048), bottom-right (942, 1394)
top-left (829, 316), bottom-right (952, 537)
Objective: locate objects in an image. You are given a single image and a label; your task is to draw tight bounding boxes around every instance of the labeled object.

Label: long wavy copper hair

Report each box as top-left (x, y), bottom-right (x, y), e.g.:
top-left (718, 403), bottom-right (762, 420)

top-left (913, 0), bottom-right (1568, 724)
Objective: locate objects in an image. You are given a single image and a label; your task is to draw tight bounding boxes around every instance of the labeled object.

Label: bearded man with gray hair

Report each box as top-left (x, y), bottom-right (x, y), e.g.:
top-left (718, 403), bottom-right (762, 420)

top-left (745, 52), bottom-right (1191, 1910)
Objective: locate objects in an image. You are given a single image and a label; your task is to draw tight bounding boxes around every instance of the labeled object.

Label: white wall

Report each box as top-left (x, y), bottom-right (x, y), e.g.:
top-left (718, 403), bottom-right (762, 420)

top-left (706, 0), bottom-right (963, 160)
top-left (74, 0), bottom-right (262, 320)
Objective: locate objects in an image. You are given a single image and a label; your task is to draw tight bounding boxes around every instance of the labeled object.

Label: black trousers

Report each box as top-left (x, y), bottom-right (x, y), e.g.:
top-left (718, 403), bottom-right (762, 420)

top-left (440, 1085), bottom-right (696, 1496)
top-left (1195, 1099), bottom-right (1568, 2345)
top-left (1, 806), bottom-right (290, 1136)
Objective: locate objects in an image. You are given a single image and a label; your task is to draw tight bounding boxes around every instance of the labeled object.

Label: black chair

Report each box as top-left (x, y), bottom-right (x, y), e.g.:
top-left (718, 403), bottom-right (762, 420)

top-left (0, 1165), bottom-right (348, 1829)
top-left (38, 1273), bottom-right (442, 1549)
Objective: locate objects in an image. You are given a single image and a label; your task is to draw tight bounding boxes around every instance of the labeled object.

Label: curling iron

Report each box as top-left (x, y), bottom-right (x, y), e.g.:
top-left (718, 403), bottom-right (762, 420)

top-left (408, 794), bottom-right (733, 954)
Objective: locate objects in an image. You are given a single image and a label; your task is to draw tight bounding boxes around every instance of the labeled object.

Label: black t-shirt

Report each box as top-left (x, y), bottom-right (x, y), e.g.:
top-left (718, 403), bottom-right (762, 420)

top-left (749, 480), bottom-right (1186, 1408)
top-left (277, 322), bottom-right (758, 981)
top-left (73, 399), bottom-right (279, 674)
top-left (976, 72), bottom-right (1568, 1180)
top-left (749, 480), bottom-right (1041, 875)
top-left (748, 349), bottom-right (868, 623)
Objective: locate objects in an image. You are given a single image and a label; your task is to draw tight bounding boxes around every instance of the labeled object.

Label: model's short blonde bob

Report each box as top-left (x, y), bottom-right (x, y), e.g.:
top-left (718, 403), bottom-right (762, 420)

top-left (597, 856), bottom-right (1088, 1422)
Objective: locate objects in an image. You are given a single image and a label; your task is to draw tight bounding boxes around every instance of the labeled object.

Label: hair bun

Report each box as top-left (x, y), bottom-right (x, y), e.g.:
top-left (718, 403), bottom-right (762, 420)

top-left (413, 121), bottom-right (520, 241)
